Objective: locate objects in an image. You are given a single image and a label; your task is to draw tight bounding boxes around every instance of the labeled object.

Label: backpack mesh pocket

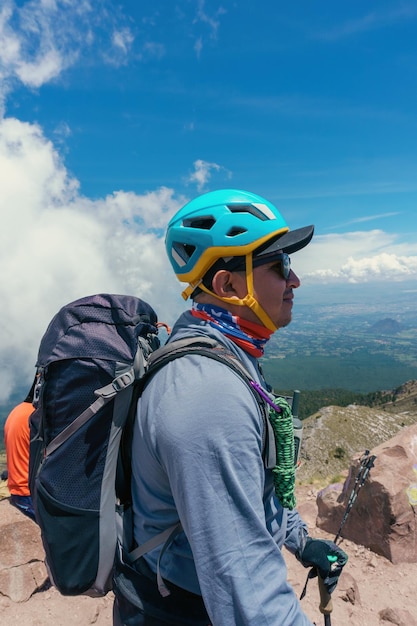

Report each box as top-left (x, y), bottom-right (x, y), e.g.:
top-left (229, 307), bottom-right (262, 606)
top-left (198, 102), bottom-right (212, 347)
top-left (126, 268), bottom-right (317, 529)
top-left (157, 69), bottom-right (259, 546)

top-left (36, 481), bottom-right (100, 595)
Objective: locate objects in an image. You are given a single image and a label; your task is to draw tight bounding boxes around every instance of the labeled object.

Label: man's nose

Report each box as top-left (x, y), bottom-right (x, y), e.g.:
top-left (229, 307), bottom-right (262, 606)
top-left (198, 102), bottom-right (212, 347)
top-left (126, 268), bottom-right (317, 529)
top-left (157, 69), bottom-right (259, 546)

top-left (287, 269), bottom-right (301, 288)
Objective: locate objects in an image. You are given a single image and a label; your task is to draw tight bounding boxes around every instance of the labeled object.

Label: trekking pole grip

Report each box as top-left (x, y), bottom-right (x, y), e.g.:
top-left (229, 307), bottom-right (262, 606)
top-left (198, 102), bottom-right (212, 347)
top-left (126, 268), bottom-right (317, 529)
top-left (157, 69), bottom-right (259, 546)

top-left (318, 576), bottom-right (333, 615)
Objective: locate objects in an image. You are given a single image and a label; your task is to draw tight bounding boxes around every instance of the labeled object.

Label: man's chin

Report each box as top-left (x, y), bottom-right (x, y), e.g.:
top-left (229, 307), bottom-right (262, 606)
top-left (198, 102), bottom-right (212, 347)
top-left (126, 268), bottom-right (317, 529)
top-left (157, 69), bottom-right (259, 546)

top-left (277, 315), bottom-right (292, 329)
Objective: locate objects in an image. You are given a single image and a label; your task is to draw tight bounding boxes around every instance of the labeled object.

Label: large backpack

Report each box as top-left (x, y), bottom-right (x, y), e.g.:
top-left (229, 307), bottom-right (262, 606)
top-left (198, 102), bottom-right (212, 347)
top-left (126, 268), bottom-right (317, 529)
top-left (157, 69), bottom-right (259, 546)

top-left (29, 293), bottom-right (269, 597)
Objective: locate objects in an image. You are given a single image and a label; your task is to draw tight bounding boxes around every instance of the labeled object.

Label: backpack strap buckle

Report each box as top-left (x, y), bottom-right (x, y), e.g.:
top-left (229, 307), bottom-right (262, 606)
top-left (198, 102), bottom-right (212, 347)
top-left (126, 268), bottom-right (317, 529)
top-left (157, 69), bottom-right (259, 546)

top-left (95, 369), bottom-right (135, 400)
top-left (112, 370), bottom-right (135, 392)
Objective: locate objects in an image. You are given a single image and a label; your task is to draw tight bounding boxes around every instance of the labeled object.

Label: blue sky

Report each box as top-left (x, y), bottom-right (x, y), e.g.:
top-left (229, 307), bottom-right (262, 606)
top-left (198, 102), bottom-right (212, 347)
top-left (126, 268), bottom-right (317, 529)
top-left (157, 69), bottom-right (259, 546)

top-left (1, 0), bottom-right (417, 399)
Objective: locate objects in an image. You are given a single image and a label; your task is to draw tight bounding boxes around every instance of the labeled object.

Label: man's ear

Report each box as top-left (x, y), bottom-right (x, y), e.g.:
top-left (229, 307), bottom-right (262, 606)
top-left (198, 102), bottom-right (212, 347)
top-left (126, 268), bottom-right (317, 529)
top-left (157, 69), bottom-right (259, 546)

top-left (211, 270), bottom-right (246, 298)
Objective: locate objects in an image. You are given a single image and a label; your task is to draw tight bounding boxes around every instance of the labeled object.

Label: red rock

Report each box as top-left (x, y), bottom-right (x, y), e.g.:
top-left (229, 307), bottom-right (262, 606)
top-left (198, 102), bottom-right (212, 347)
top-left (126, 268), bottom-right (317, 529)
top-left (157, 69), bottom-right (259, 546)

top-left (0, 499), bottom-right (48, 602)
top-left (316, 423), bottom-right (417, 564)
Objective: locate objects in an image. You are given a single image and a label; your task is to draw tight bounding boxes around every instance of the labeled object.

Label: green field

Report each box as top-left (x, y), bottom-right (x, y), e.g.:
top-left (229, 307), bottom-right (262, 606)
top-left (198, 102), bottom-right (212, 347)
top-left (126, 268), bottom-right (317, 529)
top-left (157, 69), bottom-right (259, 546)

top-left (262, 350), bottom-right (417, 394)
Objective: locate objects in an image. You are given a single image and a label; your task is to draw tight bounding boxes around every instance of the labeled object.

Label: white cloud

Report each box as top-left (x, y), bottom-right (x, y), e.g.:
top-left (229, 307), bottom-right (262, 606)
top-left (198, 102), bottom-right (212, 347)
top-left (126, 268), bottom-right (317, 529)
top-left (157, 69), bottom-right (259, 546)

top-left (0, 115), bottom-right (185, 402)
top-left (0, 3), bottom-right (20, 64)
top-left (186, 158), bottom-right (231, 191)
top-left (112, 28), bottom-right (134, 55)
top-left (354, 253), bottom-right (417, 280)
top-left (194, 0), bottom-right (224, 38)
top-left (0, 3), bottom-right (231, 402)
top-left (194, 36), bottom-right (203, 59)
top-left (337, 211), bottom-right (401, 227)
top-left (191, 0), bottom-right (226, 57)
top-left (15, 47), bottom-right (67, 87)
top-left (187, 159), bottom-right (220, 190)
top-left (0, 0), bottom-right (134, 110)
top-left (308, 253), bottom-right (417, 283)
top-left (295, 231), bottom-right (417, 284)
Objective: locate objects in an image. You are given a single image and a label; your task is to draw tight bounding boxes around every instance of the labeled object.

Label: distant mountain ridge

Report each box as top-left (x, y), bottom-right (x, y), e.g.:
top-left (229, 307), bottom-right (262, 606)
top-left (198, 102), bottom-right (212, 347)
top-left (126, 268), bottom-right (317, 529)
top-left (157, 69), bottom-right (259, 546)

top-left (366, 378), bottom-right (417, 410)
top-left (370, 318), bottom-right (403, 334)
top-left (297, 379), bottom-right (417, 484)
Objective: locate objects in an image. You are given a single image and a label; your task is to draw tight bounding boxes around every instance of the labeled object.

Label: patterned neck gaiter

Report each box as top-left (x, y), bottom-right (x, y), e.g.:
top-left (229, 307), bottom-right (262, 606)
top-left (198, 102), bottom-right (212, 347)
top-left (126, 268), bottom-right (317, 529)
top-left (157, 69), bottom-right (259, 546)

top-left (191, 303), bottom-right (273, 357)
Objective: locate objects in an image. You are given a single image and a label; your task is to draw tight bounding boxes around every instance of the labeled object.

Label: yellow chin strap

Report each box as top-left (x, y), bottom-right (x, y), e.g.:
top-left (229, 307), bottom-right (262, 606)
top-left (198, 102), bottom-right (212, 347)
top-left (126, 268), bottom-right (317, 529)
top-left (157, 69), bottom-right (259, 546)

top-left (182, 253), bottom-right (278, 332)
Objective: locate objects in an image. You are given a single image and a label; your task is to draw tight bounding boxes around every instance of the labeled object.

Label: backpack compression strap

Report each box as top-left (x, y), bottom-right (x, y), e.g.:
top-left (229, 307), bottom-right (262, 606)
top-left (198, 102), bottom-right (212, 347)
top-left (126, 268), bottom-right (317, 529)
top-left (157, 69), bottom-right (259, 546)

top-left (44, 368), bottom-right (136, 457)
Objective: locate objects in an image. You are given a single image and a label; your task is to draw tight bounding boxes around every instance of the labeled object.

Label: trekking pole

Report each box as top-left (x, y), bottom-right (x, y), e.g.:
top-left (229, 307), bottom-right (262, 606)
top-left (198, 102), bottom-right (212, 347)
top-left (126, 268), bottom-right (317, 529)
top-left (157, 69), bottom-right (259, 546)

top-left (318, 576), bottom-right (332, 626)
top-left (300, 449), bottom-right (377, 626)
top-left (334, 450), bottom-right (376, 544)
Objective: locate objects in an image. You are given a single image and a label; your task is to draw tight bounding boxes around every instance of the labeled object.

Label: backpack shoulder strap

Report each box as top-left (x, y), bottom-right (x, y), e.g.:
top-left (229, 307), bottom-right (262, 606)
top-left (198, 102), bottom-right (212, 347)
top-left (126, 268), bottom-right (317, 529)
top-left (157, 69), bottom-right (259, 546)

top-left (145, 336), bottom-right (263, 405)
top-left (142, 336), bottom-right (273, 464)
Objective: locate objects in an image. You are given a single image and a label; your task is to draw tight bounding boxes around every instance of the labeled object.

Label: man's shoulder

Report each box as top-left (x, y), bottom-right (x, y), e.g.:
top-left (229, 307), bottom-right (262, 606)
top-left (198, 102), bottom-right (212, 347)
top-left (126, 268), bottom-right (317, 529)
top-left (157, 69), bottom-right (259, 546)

top-left (5, 401), bottom-right (33, 424)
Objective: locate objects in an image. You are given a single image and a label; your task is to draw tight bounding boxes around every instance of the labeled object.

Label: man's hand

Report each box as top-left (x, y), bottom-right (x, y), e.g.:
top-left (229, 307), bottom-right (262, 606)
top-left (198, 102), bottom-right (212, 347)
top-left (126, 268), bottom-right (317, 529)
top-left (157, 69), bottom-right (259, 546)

top-left (297, 538), bottom-right (348, 594)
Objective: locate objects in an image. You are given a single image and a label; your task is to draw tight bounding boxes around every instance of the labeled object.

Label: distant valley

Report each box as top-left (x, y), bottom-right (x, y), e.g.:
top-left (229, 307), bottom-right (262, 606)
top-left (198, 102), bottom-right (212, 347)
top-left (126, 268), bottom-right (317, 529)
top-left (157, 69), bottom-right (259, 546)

top-left (262, 288), bottom-right (417, 395)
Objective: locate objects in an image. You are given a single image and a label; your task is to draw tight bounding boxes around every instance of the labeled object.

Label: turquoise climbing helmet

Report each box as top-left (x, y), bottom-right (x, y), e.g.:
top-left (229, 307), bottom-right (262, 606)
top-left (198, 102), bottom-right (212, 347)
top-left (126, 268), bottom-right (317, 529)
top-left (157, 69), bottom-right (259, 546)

top-left (166, 189), bottom-right (314, 297)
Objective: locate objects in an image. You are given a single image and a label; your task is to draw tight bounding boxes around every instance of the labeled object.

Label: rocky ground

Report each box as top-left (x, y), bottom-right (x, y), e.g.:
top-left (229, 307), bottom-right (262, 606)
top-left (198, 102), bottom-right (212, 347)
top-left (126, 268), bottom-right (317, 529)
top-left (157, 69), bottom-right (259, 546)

top-left (1, 484), bottom-right (417, 626)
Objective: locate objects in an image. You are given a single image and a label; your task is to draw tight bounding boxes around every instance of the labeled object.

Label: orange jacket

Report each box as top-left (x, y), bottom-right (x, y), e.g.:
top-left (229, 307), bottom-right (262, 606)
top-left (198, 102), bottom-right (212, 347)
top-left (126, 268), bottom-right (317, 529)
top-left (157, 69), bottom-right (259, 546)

top-left (4, 401), bottom-right (34, 496)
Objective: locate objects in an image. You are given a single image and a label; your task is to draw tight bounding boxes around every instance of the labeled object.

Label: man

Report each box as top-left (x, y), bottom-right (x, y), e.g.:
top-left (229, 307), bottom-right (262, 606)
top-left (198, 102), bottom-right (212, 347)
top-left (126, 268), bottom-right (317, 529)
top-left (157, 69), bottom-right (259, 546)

top-left (113, 189), bottom-right (347, 625)
top-left (4, 380), bottom-right (36, 521)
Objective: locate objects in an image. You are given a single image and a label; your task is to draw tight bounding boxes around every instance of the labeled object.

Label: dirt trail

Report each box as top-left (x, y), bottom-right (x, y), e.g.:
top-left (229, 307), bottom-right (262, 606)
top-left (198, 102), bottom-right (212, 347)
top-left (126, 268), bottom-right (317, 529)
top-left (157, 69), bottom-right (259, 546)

top-left (1, 485), bottom-right (416, 626)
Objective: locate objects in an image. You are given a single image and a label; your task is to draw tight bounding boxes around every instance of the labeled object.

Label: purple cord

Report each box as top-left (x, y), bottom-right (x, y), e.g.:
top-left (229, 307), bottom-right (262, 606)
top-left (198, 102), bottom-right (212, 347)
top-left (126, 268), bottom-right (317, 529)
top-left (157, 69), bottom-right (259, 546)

top-left (250, 380), bottom-right (282, 413)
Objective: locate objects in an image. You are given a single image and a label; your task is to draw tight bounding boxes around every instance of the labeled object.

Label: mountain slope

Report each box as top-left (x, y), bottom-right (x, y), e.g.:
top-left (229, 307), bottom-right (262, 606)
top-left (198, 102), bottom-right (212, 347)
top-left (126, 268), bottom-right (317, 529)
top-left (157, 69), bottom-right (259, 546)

top-left (297, 385), bottom-right (417, 483)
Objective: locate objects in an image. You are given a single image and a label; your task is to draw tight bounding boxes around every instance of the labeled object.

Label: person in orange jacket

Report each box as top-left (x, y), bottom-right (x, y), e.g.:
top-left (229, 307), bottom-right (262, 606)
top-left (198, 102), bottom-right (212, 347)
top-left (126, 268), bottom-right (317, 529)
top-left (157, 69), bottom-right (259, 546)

top-left (4, 379), bottom-right (36, 521)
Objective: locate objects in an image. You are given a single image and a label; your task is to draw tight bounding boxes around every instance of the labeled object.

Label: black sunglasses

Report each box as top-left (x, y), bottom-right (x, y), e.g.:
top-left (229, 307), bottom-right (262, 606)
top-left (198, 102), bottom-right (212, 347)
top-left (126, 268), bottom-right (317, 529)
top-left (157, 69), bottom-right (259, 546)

top-left (269, 252), bottom-right (291, 280)
top-left (227, 252), bottom-right (291, 280)
top-left (252, 253), bottom-right (291, 279)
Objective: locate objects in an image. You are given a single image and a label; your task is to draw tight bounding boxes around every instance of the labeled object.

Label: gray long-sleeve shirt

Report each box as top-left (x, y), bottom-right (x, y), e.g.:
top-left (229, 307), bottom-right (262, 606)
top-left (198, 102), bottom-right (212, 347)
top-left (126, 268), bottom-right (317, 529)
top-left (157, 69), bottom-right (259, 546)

top-left (131, 310), bottom-right (313, 625)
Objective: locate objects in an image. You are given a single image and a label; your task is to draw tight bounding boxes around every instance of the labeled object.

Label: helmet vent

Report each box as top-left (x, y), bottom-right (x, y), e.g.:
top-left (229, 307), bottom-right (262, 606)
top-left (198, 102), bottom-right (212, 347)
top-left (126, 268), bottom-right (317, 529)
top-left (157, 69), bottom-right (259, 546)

top-left (172, 242), bottom-right (196, 266)
top-left (227, 204), bottom-right (270, 221)
top-left (183, 216), bottom-right (215, 230)
top-left (226, 226), bottom-right (248, 237)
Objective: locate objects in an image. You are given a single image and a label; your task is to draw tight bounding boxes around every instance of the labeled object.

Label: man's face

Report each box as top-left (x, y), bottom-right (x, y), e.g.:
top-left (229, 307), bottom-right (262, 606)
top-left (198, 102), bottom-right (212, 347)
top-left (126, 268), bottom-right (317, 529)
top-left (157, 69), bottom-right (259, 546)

top-left (234, 259), bottom-right (301, 329)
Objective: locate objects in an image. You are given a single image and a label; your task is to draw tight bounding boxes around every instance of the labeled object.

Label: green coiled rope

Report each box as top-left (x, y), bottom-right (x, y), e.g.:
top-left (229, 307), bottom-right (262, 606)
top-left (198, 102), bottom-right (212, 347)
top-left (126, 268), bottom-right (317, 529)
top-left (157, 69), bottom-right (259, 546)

top-left (268, 396), bottom-right (296, 510)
